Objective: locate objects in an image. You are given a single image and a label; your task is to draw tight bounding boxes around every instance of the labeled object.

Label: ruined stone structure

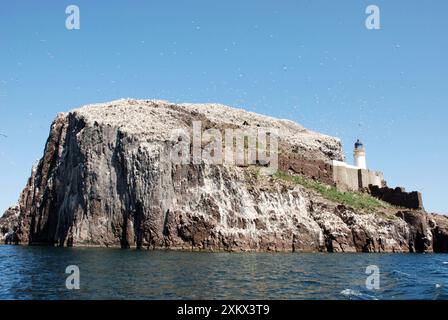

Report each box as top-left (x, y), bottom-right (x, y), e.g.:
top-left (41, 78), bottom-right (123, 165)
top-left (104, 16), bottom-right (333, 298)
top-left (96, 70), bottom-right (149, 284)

top-left (369, 185), bottom-right (424, 210)
top-left (278, 153), bottom-right (385, 192)
top-left (278, 137), bottom-right (424, 210)
top-left (328, 140), bottom-right (422, 210)
top-left (278, 153), bottom-right (334, 186)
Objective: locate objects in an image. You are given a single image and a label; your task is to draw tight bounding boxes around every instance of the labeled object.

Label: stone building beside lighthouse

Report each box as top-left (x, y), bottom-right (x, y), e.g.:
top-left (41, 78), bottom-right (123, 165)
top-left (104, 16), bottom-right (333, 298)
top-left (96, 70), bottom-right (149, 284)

top-left (330, 139), bottom-right (384, 192)
top-left (278, 138), bottom-right (424, 210)
top-left (329, 139), bottom-right (423, 209)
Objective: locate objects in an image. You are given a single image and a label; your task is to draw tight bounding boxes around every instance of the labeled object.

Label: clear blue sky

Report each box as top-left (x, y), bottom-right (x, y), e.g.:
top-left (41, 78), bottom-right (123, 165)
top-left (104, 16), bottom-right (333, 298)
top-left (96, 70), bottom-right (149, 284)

top-left (0, 0), bottom-right (447, 214)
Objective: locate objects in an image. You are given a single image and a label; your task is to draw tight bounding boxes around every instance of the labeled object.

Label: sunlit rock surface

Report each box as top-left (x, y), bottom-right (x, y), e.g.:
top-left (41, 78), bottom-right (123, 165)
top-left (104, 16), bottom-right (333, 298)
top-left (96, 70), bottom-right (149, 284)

top-left (1, 99), bottom-right (447, 252)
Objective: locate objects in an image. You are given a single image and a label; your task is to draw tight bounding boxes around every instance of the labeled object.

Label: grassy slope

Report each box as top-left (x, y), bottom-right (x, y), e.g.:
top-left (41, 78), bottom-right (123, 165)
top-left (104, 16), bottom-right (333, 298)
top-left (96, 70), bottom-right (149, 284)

top-left (273, 170), bottom-right (392, 212)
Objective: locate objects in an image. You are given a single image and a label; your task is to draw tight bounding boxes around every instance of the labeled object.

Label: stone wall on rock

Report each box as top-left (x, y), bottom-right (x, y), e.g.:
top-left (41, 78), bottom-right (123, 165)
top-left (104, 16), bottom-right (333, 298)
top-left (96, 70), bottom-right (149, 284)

top-left (330, 160), bottom-right (384, 192)
top-left (264, 150), bottom-right (424, 213)
top-left (331, 162), bottom-right (360, 191)
top-left (278, 151), bottom-right (384, 193)
top-left (358, 169), bottom-right (385, 190)
top-left (278, 152), bottom-right (334, 186)
top-left (369, 185), bottom-right (424, 210)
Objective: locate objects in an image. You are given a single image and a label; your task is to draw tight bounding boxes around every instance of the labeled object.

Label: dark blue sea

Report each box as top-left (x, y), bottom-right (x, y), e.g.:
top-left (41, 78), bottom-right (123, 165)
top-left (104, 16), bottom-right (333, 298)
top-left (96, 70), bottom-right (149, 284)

top-left (0, 246), bottom-right (447, 300)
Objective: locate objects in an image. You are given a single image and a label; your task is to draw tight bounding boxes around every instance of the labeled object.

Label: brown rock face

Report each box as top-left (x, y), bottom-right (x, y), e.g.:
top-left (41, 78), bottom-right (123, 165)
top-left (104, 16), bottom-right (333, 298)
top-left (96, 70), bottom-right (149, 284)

top-left (430, 214), bottom-right (448, 253)
top-left (395, 211), bottom-right (433, 253)
top-left (0, 99), bottom-right (447, 252)
top-left (0, 205), bottom-right (21, 244)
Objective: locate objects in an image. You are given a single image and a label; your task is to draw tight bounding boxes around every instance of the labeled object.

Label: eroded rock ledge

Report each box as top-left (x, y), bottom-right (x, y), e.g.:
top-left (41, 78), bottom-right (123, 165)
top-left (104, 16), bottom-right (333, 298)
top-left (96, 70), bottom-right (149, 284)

top-left (1, 99), bottom-right (447, 252)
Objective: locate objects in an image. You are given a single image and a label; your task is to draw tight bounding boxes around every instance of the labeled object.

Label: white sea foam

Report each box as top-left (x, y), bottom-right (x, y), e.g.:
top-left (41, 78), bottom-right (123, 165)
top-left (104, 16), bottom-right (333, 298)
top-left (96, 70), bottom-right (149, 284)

top-left (340, 289), bottom-right (362, 297)
top-left (391, 270), bottom-right (411, 277)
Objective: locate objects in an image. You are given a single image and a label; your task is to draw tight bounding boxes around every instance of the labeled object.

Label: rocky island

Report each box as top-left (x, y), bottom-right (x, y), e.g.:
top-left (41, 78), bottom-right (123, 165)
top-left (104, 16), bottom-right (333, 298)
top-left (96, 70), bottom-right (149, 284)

top-left (1, 99), bottom-right (447, 252)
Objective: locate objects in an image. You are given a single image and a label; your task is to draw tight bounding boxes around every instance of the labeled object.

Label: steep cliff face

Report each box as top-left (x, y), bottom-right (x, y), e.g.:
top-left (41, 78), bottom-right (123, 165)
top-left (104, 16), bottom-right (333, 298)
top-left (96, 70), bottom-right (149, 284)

top-left (1, 99), bottom-right (447, 252)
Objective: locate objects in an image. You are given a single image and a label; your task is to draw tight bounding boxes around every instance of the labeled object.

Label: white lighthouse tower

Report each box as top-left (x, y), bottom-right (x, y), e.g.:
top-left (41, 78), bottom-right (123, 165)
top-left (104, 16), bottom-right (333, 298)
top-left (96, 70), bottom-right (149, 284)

top-left (354, 139), bottom-right (367, 169)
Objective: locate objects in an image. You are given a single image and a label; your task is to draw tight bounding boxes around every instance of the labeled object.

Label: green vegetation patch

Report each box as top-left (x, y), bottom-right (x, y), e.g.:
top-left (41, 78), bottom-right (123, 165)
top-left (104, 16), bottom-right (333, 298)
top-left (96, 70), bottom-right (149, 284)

top-left (273, 170), bottom-right (391, 212)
